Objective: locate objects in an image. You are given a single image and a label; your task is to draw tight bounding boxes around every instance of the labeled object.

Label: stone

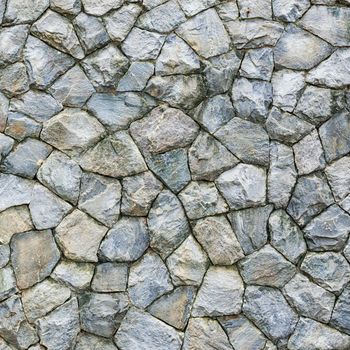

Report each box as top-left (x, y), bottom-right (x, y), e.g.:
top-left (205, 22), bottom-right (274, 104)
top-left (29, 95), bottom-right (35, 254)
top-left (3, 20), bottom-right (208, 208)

top-left (288, 318), bottom-right (350, 350)
top-left (243, 286), bottom-right (298, 341)
top-left (0, 267), bottom-right (17, 302)
top-left (37, 151), bottom-right (82, 204)
top-left (148, 286), bottom-right (196, 330)
top-left (75, 333), bottom-right (118, 350)
top-left (192, 266), bottom-right (244, 317)
top-left (82, 44), bottom-right (129, 90)
top-left (304, 204), bottom-right (350, 251)
top-left (91, 263), bottom-right (128, 292)
top-left (301, 252), bottom-right (350, 292)
top-left (0, 245), bottom-right (10, 268)
top-left (31, 10), bottom-right (84, 59)
top-left (117, 62), bottom-right (154, 92)
top-left (0, 134), bottom-right (14, 161)
top-left (81, 0), bottom-right (123, 15)
top-left (121, 28), bottom-right (165, 61)
top-left (99, 217), bottom-right (149, 262)
top-left (24, 36), bottom-right (74, 89)
top-left (51, 0), bottom-right (81, 15)
top-left (240, 48), bottom-right (274, 81)
top-left (216, 164), bottom-right (266, 210)
top-left (178, 0), bottom-right (219, 16)
top-left (22, 279), bottom-right (71, 322)
top-left (166, 235), bottom-right (209, 286)
top-left (0, 63), bottom-right (29, 97)
top-left (307, 48), bottom-right (350, 88)
top-left (217, 1), bottom-right (239, 21)
top-left (2, 138), bottom-right (52, 179)
top-left (143, 0), bottom-right (167, 9)
top-left (148, 190), bottom-right (189, 258)
top-left (79, 292), bottom-right (129, 337)
top-left (78, 173), bottom-right (121, 227)
top-left (121, 171), bottom-right (162, 216)
top-left (73, 13), bottom-right (109, 54)
top-left (4, 0), bottom-right (49, 24)
top-left (30, 184), bottom-right (72, 230)
top-left (79, 131), bottom-right (147, 178)
top-left (331, 285), bottom-right (350, 334)
top-left (228, 205), bottom-right (273, 255)
top-left (11, 230), bottom-right (60, 289)
top-left (128, 251), bottom-right (173, 308)
top-left (36, 298), bottom-right (80, 350)
top-left (237, 0), bottom-right (272, 19)
top-left (300, 6), bottom-right (350, 46)
top-left (56, 210), bottom-right (107, 262)
top-left (283, 273), bottom-right (335, 323)
top-left (326, 157), bottom-right (350, 201)
top-left (269, 210), bottom-right (307, 263)
top-left (0, 92), bottom-right (9, 132)
top-left (115, 308), bottom-right (182, 350)
top-left (49, 65), bottom-right (95, 107)
top-left (176, 9), bottom-right (230, 59)
top-left (41, 108), bottom-right (104, 156)
top-left (287, 173), bottom-right (334, 226)
top-left (4, 112), bottom-right (41, 141)
top-left (271, 69), bottom-right (305, 112)
top-left (272, 0), bottom-right (310, 22)
top-left (146, 75), bottom-right (206, 110)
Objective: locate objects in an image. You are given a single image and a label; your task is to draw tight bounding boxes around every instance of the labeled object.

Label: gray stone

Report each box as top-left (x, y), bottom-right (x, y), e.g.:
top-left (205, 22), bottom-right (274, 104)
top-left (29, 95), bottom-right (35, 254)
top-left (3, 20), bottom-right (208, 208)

top-left (178, 0), bottom-right (219, 16)
top-left (0, 134), bottom-right (14, 161)
top-left (166, 235), bottom-right (209, 286)
top-left (0, 63), bottom-right (29, 98)
top-left (115, 308), bottom-right (182, 350)
top-left (0, 267), bottom-right (17, 302)
top-left (237, 0), bottom-right (272, 19)
top-left (129, 251), bottom-right (173, 308)
top-left (143, 0), bottom-right (167, 9)
top-left (326, 156), bottom-right (350, 201)
top-left (22, 279), bottom-right (71, 322)
top-left (0, 92), bottom-right (8, 132)
top-left (37, 150), bottom-right (82, 204)
top-left (228, 205), bottom-right (273, 255)
top-left (81, 0), bottom-right (123, 15)
top-left (148, 190), bottom-right (189, 258)
top-left (243, 286), bottom-right (298, 341)
top-left (217, 1), bottom-right (239, 21)
top-left (4, 112), bottom-right (41, 141)
top-left (117, 62), bottom-right (154, 92)
top-left (283, 273), bottom-right (335, 323)
top-left (78, 173), bottom-right (121, 227)
top-left (51, 0), bottom-right (81, 15)
top-left (11, 230), bottom-right (60, 289)
top-left (269, 210), bottom-right (307, 263)
top-left (56, 210), bottom-right (108, 262)
top-left (99, 217), bottom-right (149, 262)
top-left (272, 0), bottom-right (310, 22)
top-left (30, 184), bottom-right (72, 230)
top-left (148, 286), bottom-right (196, 330)
top-left (331, 285), bottom-right (350, 334)
top-left (37, 298), bottom-right (80, 350)
top-left (79, 292), bottom-right (129, 337)
top-left (176, 9), bottom-right (230, 59)
top-left (4, 0), bottom-right (48, 24)
top-left (75, 333), bottom-right (118, 350)
top-left (240, 48), bottom-right (274, 81)
top-left (288, 318), bottom-right (350, 350)
top-left (192, 266), bottom-right (244, 317)
top-left (91, 263), bottom-right (128, 292)
top-left (216, 164), bottom-right (266, 210)
top-left (0, 245), bottom-right (10, 268)
top-left (31, 10), bottom-right (84, 59)
top-left (287, 173), bottom-right (334, 226)
top-left (301, 252), bottom-right (350, 292)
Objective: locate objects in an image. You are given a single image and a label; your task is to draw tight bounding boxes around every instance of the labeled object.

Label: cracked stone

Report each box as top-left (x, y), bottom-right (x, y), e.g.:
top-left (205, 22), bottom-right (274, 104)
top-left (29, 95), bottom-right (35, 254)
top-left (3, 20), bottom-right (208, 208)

top-left (91, 263), bottom-right (128, 292)
top-left (117, 62), bottom-right (154, 92)
top-left (272, 0), bottom-right (310, 22)
top-left (240, 48), bottom-right (274, 81)
top-left (326, 156), bottom-right (350, 201)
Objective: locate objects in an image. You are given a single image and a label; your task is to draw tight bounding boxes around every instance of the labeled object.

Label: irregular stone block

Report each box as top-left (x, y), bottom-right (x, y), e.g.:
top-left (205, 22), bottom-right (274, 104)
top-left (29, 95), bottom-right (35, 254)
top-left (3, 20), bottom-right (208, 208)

top-left (91, 263), bottom-right (128, 292)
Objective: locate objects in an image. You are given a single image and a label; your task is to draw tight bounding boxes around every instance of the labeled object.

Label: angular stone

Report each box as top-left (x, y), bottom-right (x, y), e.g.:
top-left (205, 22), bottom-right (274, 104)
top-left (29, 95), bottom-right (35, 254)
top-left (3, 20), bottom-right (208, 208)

top-left (0, 245), bottom-right (10, 268)
top-left (283, 273), bottom-right (335, 323)
top-left (272, 0), bottom-right (310, 22)
top-left (78, 173), bottom-right (121, 227)
top-left (240, 48), bottom-right (274, 81)
top-left (37, 151), bottom-right (81, 204)
top-left (237, 0), bottom-right (272, 19)
top-left (0, 134), bottom-right (14, 161)
top-left (148, 286), bottom-right (196, 330)
top-left (79, 292), bottom-right (128, 337)
top-left (4, 112), bottom-right (41, 141)
top-left (216, 164), bottom-right (266, 210)
top-left (56, 210), bottom-right (107, 262)
top-left (91, 263), bottom-right (127, 292)
top-left (11, 230), bottom-right (60, 289)
top-left (115, 308), bottom-right (182, 350)
top-left (0, 267), bottom-right (17, 302)
top-left (51, 0), bottom-right (81, 15)
top-left (287, 173), bottom-right (334, 226)
top-left (243, 286), bottom-right (298, 341)
top-left (117, 62), bottom-right (154, 92)
top-left (301, 252), bottom-right (350, 292)
top-left (4, 0), bottom-right (48, 24)
top-left (99, 217), bottom-right (149, 262)
top-left (331, 286), bottom-right (350, 334)
top-left (143, 0), bottom-right (167, 9)
top-left (75, 333), bottom-right (118, 350)
top-left (178, 0), bottom-right (219, 16)
top-left (30, 184), bottom-right (72, 230)
top-left (326, 157), bottom-right (350, 201)
top-left (0, 92), bottom-right (8, 132)
top-left (22, 279), bottom-right (71, 322)
top-left (81, 0), bottom-right (123, 15)
top-left (0, 63), bottom-right (29, 97)
top-left (166, 235), bottom-right (209, 286)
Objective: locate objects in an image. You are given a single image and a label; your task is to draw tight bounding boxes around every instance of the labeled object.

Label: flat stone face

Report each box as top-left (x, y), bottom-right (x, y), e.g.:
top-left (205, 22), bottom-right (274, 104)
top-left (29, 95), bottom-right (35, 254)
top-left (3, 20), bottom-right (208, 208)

top-left (91, 263), bottom-right (128, 292)
top-left (272, 0), bottom-right (310, 22)
top-left (0, 266), bottom-right (17, 302)
top-left (81, 0), bottom-right (123, 16)
top-left (76, 333), bottom-right (118, 350)
top-left (240, 48), bottom-right (274, 81)
top-left (325, 156), bottom-right (350, 201)
top-left (117, 62), bottom-right (154, 92)
top-left (4, 0), bottom-right (48, 24)
top-left (237, 0), bottom-right (272, 19)
top-left (331, 286), bottom-right (350, 334)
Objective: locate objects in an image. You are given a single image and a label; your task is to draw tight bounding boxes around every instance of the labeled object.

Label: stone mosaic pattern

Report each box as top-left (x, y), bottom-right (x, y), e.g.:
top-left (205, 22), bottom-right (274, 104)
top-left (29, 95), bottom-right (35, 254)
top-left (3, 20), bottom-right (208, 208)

top-left (0, 0), bottom-right (350, 349)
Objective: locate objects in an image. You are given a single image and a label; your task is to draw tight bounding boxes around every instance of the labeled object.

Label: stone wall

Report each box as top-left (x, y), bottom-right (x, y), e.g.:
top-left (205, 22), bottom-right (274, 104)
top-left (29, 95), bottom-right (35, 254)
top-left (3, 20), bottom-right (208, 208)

top-left (0, 0), bottom-right (350, 349)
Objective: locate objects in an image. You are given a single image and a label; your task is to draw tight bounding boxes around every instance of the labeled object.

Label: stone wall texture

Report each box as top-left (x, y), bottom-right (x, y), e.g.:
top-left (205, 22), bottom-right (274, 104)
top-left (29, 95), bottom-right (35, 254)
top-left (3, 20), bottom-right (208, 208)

top-left (0, 0), bottom-right (350, 349)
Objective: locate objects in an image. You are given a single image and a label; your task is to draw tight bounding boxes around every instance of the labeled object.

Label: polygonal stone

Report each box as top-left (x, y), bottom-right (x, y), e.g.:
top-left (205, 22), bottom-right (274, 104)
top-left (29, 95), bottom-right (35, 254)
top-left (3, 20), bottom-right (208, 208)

top-left (326, 156), bottom-right (350, 201)
top-left (216, 1), bottom-right (239, 21)
top-left (0, 63), bottom-right (29, 97)
top-left (81, 0), bottom-right (123, 15)
top-left (4, 112), bottom-right (41, 141)
top-left (0, 134), bottom-right (14, 161)
top-left (0, 245), bottom-right (10, 268)
top-left (331, 285), bottom-right (350, 334)
top-left (117, 62), bottom-right (154, 92)
top-left (237, 0), bottom-right (272, 19)
top-left (51, 0), bottom-right (81, 15)
top-left (178, 0), bottom-right (219, 16)
top-left (240, 48), bottom-right (274, 81)
top-left (91, 263), bottom-right (128, 292)
top-left (75, 333), bottom-right (118, 350)
top-left (0, 267), bottom-right (17, 302)
top-left (0, 92), bottom-right (9, 131)
top-left (4, 0), bottom-right (48, 24)
top-left (272, 0), bottom-right (310, 22)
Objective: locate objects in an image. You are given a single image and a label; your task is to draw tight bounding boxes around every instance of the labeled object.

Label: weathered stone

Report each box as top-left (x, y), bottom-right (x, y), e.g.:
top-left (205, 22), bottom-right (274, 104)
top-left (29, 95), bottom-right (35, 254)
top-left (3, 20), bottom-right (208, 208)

top-left (11, 230), bottom-right (60, 289)
top-left (237, 0), bottom-right (272, 18)
top-left (178, 0), bottom-right (219, 16)
top-left (148, 286), bottom-right (196, 330)
top-left (143, 0), bottom-right (167, 9)
top-left (0, 134), bottom-right (14, 161)
top-left (217, 1), bottom-right (239, 21)
top-left (115, 308), bottom-right (182, 350)
top-left (331, 285), bottom-right (350, 334)
top-left (240, 48), bottom-right (274, 81)
top-left (75, 333), bottom-right (118, 350)
top-left (216, 164), bottom-right (266, 210)
top-left (4, 112), bottom-right (41, 141)
top-left (51, 0), bottom-right (81, 15)
top-left (243, 286), bottom-right (298, 341)
top-left (0, 245), bottom-right (10, 268)
top-left (22, 279), bottom-right (71, 322)
top-left (0, 92), bottom-right (8, 132)
top-left (0, 63), bottom-right (29, 98)
top-left (56, 210), bottom-right (107, 262)
top-left (166, 235), bottom-right (209, 286)
top-left (92, 263), bottom-right (127, 292)
top-left (117, 62), bottom-right (154, 92)
top-left (0, 267), bottom-right (17, 302)
top-left (326, 157), bottom-right (350, 201)
top-left (301, 252), bottom-right (350, 292)
top-left (78, 173), bottom-right (121, 227)
top-left (129, 251), bottom-right (173, 308)
top-left (81, 0), bottom-right (123, 15)
top-left (37, 151), bottom-right (82, 204)
top-left (79, 293), bottom-right (128, 337)
top-left (4, 0), bottom-right (48, 24)
top-left (272, 0), bottom-right (310, 22)
top-left (99, 217), bottom-right (149, 262)
top-left (283, 273), bottom-right (335, 323)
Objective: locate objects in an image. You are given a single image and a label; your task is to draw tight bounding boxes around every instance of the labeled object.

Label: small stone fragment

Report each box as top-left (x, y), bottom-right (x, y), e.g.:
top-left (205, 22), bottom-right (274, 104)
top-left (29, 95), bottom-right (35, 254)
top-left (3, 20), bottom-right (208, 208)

top-left (240, 48), bottom-right (274, 81)
top-left (326, 156), bottom-right (350, 201)
top-left (117, 62), bottom-right (154, 92)
top-left (0, 267), bottom-right (17, 302)
top-left (0, 63), bottom-right (29, 97)
top-left (272, 0), bottom-right (310, 22)
top-left (4, 0), bottom-right (49, 24)
top-left (92, 263), bottom-right (128, 292)
top-left (81, 0), bottom-right (123, 16)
